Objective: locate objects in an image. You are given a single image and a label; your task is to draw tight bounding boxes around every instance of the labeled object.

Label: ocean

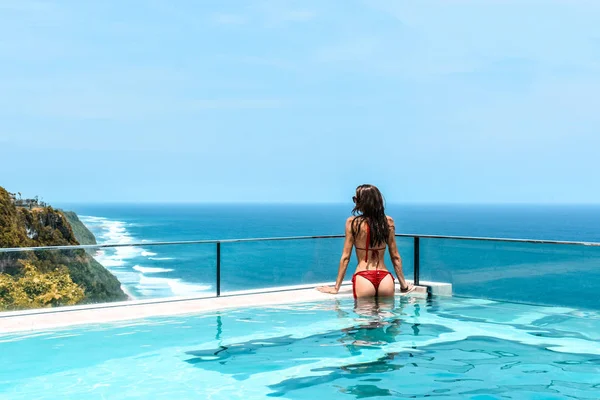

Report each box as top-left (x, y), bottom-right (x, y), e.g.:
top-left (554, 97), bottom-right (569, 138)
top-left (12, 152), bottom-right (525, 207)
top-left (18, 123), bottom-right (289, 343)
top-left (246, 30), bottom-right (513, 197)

top-left (56, 203), bottom-right (600, 309)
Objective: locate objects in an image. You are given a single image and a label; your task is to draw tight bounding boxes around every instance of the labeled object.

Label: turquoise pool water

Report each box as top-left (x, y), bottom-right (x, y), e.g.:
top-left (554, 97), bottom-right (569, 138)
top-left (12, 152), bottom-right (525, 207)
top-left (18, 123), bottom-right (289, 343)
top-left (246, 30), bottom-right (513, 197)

top-left (1, 296), bottom-right (599, 399)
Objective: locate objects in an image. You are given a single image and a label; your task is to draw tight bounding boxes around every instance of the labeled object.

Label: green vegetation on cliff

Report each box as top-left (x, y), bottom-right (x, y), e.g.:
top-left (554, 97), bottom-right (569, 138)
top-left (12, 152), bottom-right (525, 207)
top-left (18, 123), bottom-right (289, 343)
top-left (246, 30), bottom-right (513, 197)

top-left (0, 261), bottom-right (84, 310)
top-left (0, 186), bottom-right (127, 310)
top-left (62, 211), bottom-right (97, 245)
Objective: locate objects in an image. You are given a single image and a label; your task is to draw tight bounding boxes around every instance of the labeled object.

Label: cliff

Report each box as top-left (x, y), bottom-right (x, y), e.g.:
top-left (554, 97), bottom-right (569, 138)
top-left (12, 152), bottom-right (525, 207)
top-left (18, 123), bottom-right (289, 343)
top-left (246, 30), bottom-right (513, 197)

top-left (62, 211), bottom-right (97, 245)
top-left (0, 186), bottom-right (127, 310)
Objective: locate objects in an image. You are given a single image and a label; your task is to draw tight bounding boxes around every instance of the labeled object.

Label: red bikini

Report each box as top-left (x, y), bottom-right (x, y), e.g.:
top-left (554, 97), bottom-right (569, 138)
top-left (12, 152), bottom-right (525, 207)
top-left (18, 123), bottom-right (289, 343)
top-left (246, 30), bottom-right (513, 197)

top-left (351, 223), bottom-right (394, 298)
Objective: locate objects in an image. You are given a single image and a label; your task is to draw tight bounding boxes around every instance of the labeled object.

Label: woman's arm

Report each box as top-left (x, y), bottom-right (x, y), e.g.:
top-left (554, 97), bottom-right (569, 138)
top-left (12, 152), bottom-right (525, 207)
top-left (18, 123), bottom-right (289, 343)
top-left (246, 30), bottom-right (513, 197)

top-left (386, 216), bottom-right (413, 291)
top-left (317, 217), bottom-right (354, 294)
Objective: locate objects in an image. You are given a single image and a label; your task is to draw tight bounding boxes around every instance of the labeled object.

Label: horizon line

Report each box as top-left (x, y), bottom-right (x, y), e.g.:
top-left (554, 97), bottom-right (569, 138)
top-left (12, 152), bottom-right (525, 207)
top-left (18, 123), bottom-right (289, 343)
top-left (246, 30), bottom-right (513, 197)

top-left (53, 201), bottom-right (600, 206)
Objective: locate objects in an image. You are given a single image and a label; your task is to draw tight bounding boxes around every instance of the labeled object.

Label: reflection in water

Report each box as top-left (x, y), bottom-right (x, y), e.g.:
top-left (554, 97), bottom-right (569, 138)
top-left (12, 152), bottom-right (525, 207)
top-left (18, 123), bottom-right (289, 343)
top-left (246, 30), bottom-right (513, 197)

top-left (337, 297), bottom-right (410, 357)
top-left (215, 315), bottom-right (222, 341)
top-left (353, 296), bottom-right (396, 318)
top-left (185, 298), bottom-right (448, 398)
top-left (186, 297), bottom-right (421, 367)
top-left (181, 298), bottom-right (600, 399)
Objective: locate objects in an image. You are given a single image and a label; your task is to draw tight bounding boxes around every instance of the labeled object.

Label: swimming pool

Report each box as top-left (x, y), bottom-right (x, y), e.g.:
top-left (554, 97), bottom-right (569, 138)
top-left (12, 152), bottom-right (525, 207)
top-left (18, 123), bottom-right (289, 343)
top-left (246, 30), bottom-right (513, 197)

top-left (1, 296), bottom-right (599, 399)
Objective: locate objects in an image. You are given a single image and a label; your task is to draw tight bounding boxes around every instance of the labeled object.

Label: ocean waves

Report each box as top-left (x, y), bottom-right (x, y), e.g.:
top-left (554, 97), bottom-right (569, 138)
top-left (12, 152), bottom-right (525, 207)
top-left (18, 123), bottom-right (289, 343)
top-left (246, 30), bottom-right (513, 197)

top-left (132, 265), bottom-right (173, 274)
top-left (79, 215), bottom-right (212, 300)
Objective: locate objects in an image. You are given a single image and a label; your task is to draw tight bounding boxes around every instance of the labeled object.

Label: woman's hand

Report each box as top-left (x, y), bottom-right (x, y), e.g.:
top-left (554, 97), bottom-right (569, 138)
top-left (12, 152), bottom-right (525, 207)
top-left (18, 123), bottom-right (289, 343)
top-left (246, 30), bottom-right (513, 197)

top-left (317, 286), bottom-right (339, 294)
top-left (400, 282), bottom-right (415, 293)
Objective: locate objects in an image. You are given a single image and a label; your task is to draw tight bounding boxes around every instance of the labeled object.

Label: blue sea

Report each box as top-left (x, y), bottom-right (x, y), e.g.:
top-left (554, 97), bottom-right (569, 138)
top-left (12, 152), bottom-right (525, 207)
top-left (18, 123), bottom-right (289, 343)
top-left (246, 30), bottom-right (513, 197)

top-left (57, 203), bottom-right (600, 309)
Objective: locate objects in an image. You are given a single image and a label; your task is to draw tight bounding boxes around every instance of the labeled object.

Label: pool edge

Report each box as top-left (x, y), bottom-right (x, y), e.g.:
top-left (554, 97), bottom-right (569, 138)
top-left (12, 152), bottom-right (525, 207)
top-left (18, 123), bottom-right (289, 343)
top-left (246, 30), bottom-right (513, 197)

top-left (0, 281), bottom-right (432, 334)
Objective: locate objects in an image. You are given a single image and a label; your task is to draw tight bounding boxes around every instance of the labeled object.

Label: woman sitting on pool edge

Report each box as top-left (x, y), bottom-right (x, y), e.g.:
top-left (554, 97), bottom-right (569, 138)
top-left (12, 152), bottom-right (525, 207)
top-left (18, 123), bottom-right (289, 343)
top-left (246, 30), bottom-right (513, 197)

top-left (317, 184), bottom-right (414, 298)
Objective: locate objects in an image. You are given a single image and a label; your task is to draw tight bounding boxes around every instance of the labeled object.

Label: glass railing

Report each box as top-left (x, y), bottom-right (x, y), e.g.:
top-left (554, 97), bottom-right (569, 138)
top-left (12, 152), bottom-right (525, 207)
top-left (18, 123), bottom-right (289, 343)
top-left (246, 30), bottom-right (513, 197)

top-left (416, 235), bottom-right (600, 309)
top-left (0, 242), bottom-right (217, 310)
top-left (219, 236), bottom-right (414, 292)
top-left (0, 234), bottom-right (598, 313)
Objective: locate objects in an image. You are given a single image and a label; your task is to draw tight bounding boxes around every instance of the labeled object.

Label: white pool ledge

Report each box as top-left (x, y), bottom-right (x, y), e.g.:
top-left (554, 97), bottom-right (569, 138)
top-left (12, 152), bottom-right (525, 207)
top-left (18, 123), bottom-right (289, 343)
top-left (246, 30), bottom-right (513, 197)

top-left (0, 280), bottom-right (435, 334)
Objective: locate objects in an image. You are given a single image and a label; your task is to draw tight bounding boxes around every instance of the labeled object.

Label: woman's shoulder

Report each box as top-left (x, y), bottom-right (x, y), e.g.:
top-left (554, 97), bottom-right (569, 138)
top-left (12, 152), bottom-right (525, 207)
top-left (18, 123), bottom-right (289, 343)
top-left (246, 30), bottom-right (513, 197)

top-left (346, 215), bottom-right (359, 224)
top-left (346, 215), bottom-right (367, 223)
top-left (386, 215), bottom-right (396, 229)
top-left (345, 215), bottom-right (366, 228)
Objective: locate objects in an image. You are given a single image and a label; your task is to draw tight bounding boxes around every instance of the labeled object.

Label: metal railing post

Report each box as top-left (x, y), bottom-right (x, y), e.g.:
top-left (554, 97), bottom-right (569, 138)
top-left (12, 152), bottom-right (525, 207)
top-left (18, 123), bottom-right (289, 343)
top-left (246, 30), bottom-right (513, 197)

top-left (216, 242), bottom-right (221, 297)
top-left (413, 236), bottom-right (420, 286)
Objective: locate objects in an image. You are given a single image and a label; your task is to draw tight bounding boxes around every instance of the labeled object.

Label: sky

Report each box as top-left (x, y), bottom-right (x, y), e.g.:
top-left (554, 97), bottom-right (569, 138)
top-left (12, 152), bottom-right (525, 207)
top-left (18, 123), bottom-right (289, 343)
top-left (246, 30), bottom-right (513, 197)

top-left (1, 0), bottom-right (599, 204)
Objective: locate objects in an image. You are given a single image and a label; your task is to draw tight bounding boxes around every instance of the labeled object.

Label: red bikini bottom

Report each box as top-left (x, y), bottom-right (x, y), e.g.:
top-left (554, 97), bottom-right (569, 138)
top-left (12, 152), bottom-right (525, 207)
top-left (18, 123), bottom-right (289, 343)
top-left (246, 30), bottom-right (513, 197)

top-left (352, 270), bottom-right (394, 299)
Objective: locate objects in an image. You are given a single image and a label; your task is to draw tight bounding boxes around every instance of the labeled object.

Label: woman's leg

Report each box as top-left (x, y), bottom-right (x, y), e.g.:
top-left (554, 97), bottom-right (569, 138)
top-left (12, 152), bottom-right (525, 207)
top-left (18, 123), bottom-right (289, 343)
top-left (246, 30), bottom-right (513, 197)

top-left (376, 274), bottom-right (395, 297)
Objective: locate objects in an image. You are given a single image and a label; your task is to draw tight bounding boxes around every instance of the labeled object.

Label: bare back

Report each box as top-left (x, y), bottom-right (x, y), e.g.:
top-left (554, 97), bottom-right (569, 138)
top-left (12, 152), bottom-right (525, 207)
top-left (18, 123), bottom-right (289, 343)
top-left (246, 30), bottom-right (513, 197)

top-left (352, 216), bottom-right (394, 273)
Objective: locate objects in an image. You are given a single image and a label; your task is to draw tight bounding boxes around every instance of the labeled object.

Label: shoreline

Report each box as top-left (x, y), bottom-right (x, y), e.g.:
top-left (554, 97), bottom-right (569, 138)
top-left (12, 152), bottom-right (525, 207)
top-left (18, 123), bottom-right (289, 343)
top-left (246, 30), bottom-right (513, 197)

top-left (78, 215), bottom-right (212, 301)
top-left (119, 284), bottom-right (136, 301)
top-left (61, 211), bottom-right (130, 302)
top-left (77, 215), bottom-right (139, 300)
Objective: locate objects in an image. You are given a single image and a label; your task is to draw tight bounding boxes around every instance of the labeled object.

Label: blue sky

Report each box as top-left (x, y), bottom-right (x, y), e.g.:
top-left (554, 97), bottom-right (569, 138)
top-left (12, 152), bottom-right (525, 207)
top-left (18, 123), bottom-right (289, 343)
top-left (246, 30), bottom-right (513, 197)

top-left (1, 0), bottom-right (599, 203)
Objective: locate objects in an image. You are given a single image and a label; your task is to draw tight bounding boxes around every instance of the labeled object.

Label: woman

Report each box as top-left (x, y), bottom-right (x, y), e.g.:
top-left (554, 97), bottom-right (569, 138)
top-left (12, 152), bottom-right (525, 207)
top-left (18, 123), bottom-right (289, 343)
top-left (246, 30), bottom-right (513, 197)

top-left (317, 184), bottom-right (414, 298)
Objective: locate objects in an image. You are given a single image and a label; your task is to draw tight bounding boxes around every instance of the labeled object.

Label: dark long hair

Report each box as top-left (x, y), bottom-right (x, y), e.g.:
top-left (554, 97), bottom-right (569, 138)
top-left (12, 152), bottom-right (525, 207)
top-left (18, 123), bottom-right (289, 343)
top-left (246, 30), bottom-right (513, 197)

top-left (351, 184), bottom-right (389, 246)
